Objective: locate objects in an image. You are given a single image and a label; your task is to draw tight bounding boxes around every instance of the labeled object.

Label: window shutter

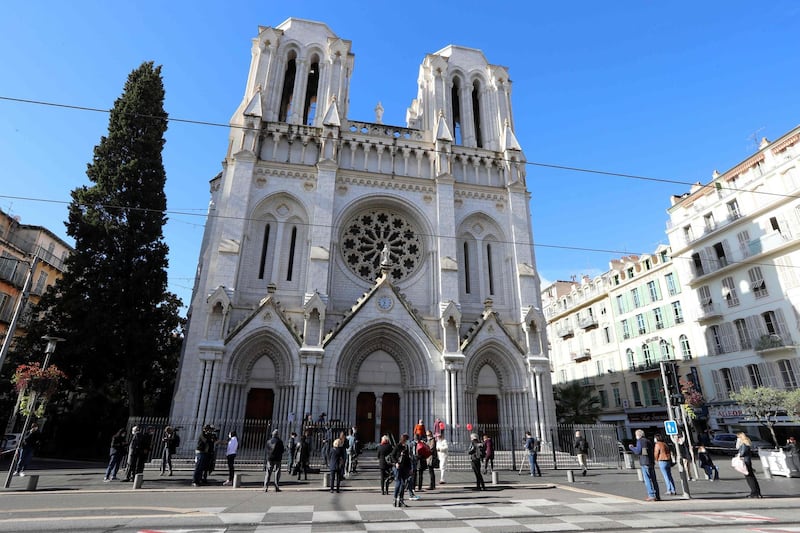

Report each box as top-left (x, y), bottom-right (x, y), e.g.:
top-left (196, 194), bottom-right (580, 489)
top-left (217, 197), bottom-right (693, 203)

top-left (705, 328), bottom-right (718, 355)
top-left (758, 362), bottom-right (780, 388)
top-left (774, 308), bottom-right (791, 343)
top-left (730, 366), bottom-right (747, 392)
top-left (720, 322), bottom-right (738, 353)
top-left (711, 369), bottom-right (724, 399)
top-left (749, 314), bottom-right (768, 339)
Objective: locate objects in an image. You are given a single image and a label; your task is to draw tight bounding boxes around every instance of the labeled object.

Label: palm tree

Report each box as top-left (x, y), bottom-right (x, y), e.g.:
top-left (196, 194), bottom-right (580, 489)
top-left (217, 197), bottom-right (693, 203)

top-left (555, 382), bottom-right (602, 424)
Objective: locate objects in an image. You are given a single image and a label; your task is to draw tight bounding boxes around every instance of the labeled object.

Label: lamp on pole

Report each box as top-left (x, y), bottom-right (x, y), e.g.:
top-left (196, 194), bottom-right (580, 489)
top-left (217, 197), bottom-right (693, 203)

top-left (4, 335), bottom-right (64, 488)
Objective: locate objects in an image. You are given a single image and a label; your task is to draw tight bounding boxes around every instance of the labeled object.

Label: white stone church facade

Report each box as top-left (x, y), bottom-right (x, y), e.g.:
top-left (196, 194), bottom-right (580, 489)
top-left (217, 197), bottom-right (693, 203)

top-left (171, 18), bottom-right (554, 445)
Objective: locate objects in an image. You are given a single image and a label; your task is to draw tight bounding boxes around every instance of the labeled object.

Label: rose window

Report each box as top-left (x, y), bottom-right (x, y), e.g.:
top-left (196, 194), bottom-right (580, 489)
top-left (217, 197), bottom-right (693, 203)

top-left (341, 209), bottom-right (423, 282)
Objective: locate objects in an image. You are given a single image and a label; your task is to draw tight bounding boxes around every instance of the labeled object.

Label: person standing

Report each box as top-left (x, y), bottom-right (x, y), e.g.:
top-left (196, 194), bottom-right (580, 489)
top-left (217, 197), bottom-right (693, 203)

top-left (425, 430), bottom-right (437, 489)
top-left (104, 428), bottom-right (127, 481)
top-left (346, 427), bottom-right (359, 474)
top-left (414, 435), bottom-right (430, 491)
top-left (525, 431), bottom-right (542, 476)
top-left (14, 423), bottom-right (42, 477)
top-left (573, 430), bottom-right (589, 476)
top-left (160, 426), bottom-right (179, 476)
top-left (376, 435), bottom-right (393, 495)
top-left (192, 425), bottom-right (214, 487)
top-left (654, 434), bottom-right (677, 495)
top-left (222, 430), bottom-right (238, 486)
top-left (468, 433), bottom-right (487, 491)
top-left (264, 429), bottom-right (285, 492)
top-left (295, 433), bottom-right (311, 481)
top-left (436, 433), bottom-right (449, 484)
top-left (696, 445), bottom-right (719, 481)
top-left (390, 433), bottom-right (413, 506)
top-left (482, 434), bottom-right (495, 474)
top-left (736, 432), bottom-right (762, 498)
top-left (286, 432), bottom-right (297, 473)
top-left (328, 437), bottom-right (346, 493)
top-left (629, 429), bottom-right (660, 501)
top-left (124, 426), bottom-right (146, 482)
top-left (676, 434), bottom-right (693, 480)
top-left (413, 419), bottom-right (426, 441)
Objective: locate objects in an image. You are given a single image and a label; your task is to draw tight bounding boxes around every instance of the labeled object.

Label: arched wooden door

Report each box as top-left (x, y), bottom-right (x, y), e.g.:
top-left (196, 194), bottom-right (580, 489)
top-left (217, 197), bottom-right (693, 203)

top-left (245, 388), bottom-right (274, 420)
top-left (380, 393), bottom-right (400, 440)
top-left (356, 392), bottom-right (376, 444)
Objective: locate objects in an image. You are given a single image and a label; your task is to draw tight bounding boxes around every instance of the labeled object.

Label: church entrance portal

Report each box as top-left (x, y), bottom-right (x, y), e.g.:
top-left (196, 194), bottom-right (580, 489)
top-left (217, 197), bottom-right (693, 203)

top-left (245, 387), bottom-right (274, 420)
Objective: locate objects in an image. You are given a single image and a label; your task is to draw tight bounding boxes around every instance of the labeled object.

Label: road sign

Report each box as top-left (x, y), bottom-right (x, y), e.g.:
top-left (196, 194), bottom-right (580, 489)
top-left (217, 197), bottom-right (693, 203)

top-left (664, 420), bottom-right (678, 435)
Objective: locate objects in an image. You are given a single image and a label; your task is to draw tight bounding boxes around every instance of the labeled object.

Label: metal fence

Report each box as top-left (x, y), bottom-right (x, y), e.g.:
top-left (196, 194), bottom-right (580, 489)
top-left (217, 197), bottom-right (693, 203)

top-left (126, 417), bottom-right (623, 472)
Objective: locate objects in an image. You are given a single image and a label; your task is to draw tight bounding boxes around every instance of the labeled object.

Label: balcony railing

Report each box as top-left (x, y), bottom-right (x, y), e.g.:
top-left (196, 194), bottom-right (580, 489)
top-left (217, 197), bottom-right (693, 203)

top-left (556, 326), bottom-right (575, 339)
top-left (754, 333), bottom-right (794, 353)
top-left (572, 350), bottom-right (592, 363)
top-left (578, 316), bottom-right (598, 330)
top-left (696, 301), bottom-right (722, 322)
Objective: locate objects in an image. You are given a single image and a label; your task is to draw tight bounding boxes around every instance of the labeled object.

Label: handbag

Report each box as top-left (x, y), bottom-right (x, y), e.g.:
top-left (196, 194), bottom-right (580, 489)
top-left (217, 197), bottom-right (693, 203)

top-left (731, 455), bottom-right (748, 475)
top-left (431, 457), bottom-right (440, 469)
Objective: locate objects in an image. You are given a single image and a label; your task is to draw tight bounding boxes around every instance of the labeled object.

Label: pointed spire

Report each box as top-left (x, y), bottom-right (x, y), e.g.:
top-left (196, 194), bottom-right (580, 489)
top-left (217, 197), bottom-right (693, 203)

top-left (322, 94), bottom-right (341, 126)
top-left (436, 110), bottom-right (453, 142)
top-left (243, 85), bottom-right (263, 117)
top-left (503, 119), bottom-right (521, 151)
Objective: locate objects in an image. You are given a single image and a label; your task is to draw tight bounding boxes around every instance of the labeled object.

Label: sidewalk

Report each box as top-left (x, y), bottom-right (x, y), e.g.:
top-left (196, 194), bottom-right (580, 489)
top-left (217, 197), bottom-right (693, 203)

top-left (3, 457), bottom-right (799, 503)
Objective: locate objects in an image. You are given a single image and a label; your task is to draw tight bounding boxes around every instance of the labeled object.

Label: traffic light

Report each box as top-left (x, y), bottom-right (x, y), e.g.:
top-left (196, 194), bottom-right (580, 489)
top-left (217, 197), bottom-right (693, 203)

top-left (661, 362), bottom-right (684, 405)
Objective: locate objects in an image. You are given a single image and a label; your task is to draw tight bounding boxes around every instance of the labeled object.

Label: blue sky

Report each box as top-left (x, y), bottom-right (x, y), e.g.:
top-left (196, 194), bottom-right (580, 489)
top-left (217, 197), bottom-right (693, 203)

top-left (2, 1), bottom-right (799, 311)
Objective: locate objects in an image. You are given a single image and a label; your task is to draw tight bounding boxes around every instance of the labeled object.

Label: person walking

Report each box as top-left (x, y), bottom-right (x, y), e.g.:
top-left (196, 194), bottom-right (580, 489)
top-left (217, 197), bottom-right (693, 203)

top-left (525, 431), bottom-right (542, 476)
top-left (264, 430), bottom-right (285, 492)
top-left (736, 432), bottom-right (762, 498)
top-left (376, 434), bottom-right (393, 495)
top-left (696, 445), bottom-right (719, 481)
top-left (104, 428), bottom-right (128, 481)
top-left (425, 430), bottom-right (437, 489)
top-left (654, 434), bottom-right (677, 495)
top-left (390, 433), bottom-right (413, 507)
top-left (468, 433), bottom-right (487, 491)
top-left (14, 423), bottom-right (42, 477)
top-left (482, 434), bottom-right (495, 474)
top-left (436, 433), bottom-right (449, 484)
top-left (629, 429), bottom-right (660, 501)
top-left (328, 437), bottom-right (346, 493)
top-left (222, 430), bottom-right (238, 486)
top-left (160, 426), bottom-right (179, 476)
top-left (573, 430), bottom-right (589, 476)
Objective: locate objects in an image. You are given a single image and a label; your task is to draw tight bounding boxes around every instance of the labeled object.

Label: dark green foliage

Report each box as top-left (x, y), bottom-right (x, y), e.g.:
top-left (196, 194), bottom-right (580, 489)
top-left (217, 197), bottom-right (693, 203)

top-left (554, 381), bottom-right (602, 424)
top-left (10, 62), bottom-right (183, 424)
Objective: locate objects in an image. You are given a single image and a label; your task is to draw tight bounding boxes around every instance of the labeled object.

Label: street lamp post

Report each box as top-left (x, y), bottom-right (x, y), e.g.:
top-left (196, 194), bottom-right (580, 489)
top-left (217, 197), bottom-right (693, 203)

top-left (4, 335), bottom-right (64, 488)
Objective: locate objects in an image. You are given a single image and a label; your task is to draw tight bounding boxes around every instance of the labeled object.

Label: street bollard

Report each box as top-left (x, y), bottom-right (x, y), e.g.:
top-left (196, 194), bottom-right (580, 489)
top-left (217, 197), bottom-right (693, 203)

top-left (233, 473), bottom-right (244, 488)
top-left (132, 473), bottom-right (144, 489)
top-left (567, 470), bottom-right (574, 483)
top-left (491, 471), bottom-right (498, 485)
top-left (25, 475), bottom-right (39, 491)
top-left (322, 472), bottom-right (330, 488)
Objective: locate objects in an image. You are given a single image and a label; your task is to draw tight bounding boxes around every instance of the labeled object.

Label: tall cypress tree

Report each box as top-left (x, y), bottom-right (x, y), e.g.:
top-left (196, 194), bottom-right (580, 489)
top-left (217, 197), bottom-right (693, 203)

top-left (18, 62), bottom-right (183, 418)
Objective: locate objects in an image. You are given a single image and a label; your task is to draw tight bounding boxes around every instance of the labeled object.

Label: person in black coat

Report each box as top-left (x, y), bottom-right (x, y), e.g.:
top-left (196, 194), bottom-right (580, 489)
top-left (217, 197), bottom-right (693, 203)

top-left (328, 437), bottom-right (346, 493)
top-left (629, 429), bottom-right (660, 501)
top-left (104, 428), bottom-right (127, 481)
top-left (376, 435), bottom-right (393, 495)
top-left (468, 433), bottom-right (487, 491)
top-left (264, 430), bottom-right (285, 492)
top-left (295, 433), bottom-right (311, 480)
top-left (390, 433), bottom-right (412, 506)
top-left (736, 432), bottom-right (762, 498)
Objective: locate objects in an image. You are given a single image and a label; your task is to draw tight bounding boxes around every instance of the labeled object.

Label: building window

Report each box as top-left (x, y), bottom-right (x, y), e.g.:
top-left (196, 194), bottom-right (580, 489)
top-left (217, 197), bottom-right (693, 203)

top-left (626, 348), bottom-right (635, 369)
top-left (642, 343), bottom-right (652, 365)
top-left (672, 301), bottom-right (684, 324)
top-left (645, 378), bottom-right (662, 406)
top-left (647, 280), bottom-right (660, 302)
top-left (303, 60), bottom-right (320, 125)
top-left (613, 387), bottom-right (621, 407)
top-left (762, 310), bottom-right (779, 336)
top-left (660, 250), bottom-right (669, 263)
top-left (712, 241), bottom-right (729, 267)
top-left (451, 78), bottom-right (462, 144)
top-left (660, 339), bottom-right (671, 360)
top-left (603, 326), bottom-right (612, 343)
top-left (464, 242), bottom-right (471, 294)
top-left (636, 314), bottom-right (646, 335)
top-left (683, 225), bottom-right (694, 243)
top-left (471, 80), bottom-right (483, 148)
top-left (596, 359), bottom-right (604, 375)
top-left (613, 274), bottom-right (620, 286)
top-left (691, 252), bottom-right (704, 276)
top-left (727, 199), bottom-right (741, 220)
top-left (278, 55), bottom-right (297, 122)
top-left (622, 319), bottom-right (631, 339)
top-left (632, 288), bottom-right (641, 308)
top-left (707, 325), bottom-right (723, 355)
top-left (748, 266), bottom-right (768, 298)
top-left (778, 359), bottom-right (799, 388)
top-left (698, 285), bottom-right (713, 313)
top-left (258, 224), bottom-right (271, 279)
top-left (747, 364), bottom-right (763, 387)
top-left (616, 295), bottom-right (626, 314)
top-left (644, 258), bottom-right (652, 270)
top-left (286, 226), bottom-right (297, 282)
top-left (631, 381), bottom-right (642, 407)
top-left (721, 276), bottom-right (739, 307)
top-left (665, 272), bottom-right (678, 296)
top-left (704, 212), bottom-right (715, 233)
top-left (598, 389), bottom-right (609, 408)
top-left (734, 318), bottom-right (751, 349)
top-left (653, 307), bottom-right (664, 329)
top-left (486, 244), bottom-right (495, 295)
top-left (679, 334), bottom-right (692, 360)
top-left (721, 368), bottom-right (735, 394)
top-left (737, 230), bottom-right (751, 258)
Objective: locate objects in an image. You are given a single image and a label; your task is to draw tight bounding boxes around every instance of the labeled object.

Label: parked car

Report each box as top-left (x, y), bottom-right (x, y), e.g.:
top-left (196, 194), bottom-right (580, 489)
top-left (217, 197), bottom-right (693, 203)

top-left (709, 433), bottom-right (772, 454)
top-left (1, 433), bottom-right (21, 453)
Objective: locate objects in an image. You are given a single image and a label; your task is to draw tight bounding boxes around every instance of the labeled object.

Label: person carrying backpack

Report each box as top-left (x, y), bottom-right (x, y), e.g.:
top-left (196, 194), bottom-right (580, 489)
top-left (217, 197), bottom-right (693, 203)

top-left (525, 430), bottom-right (542, 476)
top-left (468, 433), bottom-right (487, 491)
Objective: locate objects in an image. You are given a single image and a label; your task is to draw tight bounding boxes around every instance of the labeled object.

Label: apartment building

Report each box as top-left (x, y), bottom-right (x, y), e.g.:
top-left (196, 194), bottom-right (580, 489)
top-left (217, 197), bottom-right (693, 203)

top-left (0, 209), bottom-right (72, 350)
top-left (666, 126), bottom-right (800, 434)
